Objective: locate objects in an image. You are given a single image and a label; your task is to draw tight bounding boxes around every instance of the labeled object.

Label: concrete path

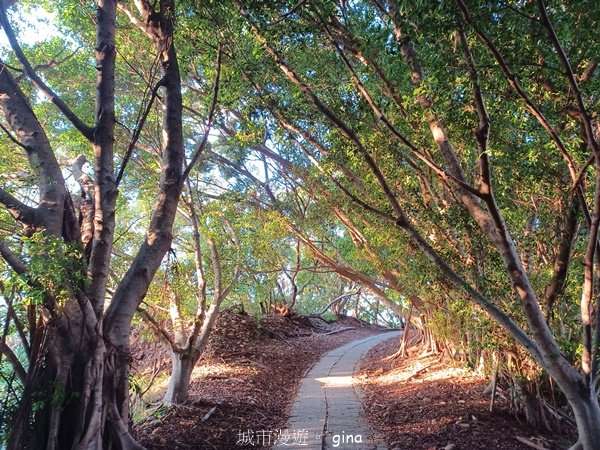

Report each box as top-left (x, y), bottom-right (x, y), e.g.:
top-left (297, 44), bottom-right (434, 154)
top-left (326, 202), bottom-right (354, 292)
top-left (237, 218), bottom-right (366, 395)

top-left (273, 331), bottom-right (400, 450)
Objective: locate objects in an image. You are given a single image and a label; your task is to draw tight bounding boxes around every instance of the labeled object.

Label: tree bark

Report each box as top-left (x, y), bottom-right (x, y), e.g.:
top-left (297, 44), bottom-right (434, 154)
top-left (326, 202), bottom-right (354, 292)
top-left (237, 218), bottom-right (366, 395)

top-left (0, 62), bottom-right (65, 236)
top-left (163, 209), bottom-right (239, 405)
top-left (568, 388), bottom-right (600, 450)
top-left (3, 0), bottom-right (188, 448)
top-left (164, 352), bottom-right (196, 405)
top-left (103, 0), bottom-right (184, 434)
top-left (7, 297), bottom-right (112, 450)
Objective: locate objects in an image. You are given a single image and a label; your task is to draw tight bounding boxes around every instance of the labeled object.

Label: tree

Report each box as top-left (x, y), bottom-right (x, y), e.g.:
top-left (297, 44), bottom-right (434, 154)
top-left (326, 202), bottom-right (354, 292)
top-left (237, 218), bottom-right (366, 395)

top-left (139, 191), bottom-right (242, 405)
top-left (193, 1), bottom-right (600, 447)
top-left (2, 0), bottom-right (600, 448)
top-left (0, 0), bottom-right (210, 447)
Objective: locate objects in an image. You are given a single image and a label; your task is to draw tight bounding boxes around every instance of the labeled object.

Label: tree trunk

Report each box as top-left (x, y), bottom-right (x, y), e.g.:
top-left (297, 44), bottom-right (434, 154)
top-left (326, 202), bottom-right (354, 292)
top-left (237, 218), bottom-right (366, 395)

top-left (163, 295), bottom-right (228, 405)
top-left (568, 390), bottom-right (600, 450)
top-left (103, 0), bottom-right (185, 439)
top-left (399, 304), bottom-right (413, 358)
top-left (6, 300), bottom-right (139, 450)
top-left (164, 352), bottom-right (196, 405)
top-left (2, 0), bottom-right (186, 448)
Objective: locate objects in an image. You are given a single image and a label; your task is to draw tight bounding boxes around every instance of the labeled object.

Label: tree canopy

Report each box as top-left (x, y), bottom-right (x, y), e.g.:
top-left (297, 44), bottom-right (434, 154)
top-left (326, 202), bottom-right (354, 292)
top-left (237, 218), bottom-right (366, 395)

top-left (1, 0), bottom-right (600, 448)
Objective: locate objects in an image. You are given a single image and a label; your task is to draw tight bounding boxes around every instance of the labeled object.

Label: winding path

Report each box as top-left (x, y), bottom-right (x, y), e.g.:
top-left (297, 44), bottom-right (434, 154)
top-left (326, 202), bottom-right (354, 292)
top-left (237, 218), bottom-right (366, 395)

top-left (274, 331), bottom-right (400, 449)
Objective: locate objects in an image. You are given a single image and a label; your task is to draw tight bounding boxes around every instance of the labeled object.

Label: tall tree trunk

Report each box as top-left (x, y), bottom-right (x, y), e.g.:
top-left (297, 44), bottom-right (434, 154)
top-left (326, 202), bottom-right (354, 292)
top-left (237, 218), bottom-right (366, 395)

top-left (95, 2), bottom-right (185, 441)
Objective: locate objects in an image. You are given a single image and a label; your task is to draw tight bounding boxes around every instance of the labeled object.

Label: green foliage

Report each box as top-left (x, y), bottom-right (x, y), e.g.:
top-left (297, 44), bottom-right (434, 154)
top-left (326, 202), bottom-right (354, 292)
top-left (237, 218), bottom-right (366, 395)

top-left (0, 351), bottom-right (24, 445)
top-left (1, 0), bottom-right (598, 440)
top-left (5, 233), bottom-right (88, 306)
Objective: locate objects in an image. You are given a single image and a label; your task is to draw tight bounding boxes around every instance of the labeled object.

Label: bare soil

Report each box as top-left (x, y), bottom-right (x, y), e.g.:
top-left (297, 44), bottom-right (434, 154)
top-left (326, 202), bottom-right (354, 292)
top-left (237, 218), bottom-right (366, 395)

top-left (358, 337), bottom-right (572, 450)
top-left (131, 309), bottom-right (383, 449)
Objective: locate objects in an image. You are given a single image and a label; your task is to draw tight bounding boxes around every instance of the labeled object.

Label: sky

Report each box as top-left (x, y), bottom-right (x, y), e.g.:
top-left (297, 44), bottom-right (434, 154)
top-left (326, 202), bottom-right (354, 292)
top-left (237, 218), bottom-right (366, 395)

top-left (0, 5), bottom-right (60, 55)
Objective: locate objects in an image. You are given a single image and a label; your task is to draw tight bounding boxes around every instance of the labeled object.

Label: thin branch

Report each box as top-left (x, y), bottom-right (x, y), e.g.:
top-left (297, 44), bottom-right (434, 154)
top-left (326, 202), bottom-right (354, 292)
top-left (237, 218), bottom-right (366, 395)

top-left (396, 217), bottom-right (545, 364)
top-left (239, 5), bottom-right (403, 217)
top-left (115, 77), bottom-right (165, 187)
top-left (543, 197), bottom-right (579, 318)
top-left (3, 296), bottom-right (30, 357)
top-left (0, 121), bottom-right (29, 151)
top-left (317, 290), bottom-right (360, 316)
top-left (537, 0), bottom-right (599, 156)
top-left (456, 0), bottom-right (579, 181)
top-left (0, 1), bottom-right (93, 139)
top-left (505, 4), bottom-right (542, 24)
top-left (266, 0), bottom-right (308, 26)
top-left (14, 46), bottom-right (82, 83)
top-left (218, 216), bottom-right (242, 301)
top-left (325, 15), bottom-right (407, 116)
top-left (112, 217), bottom-right (145, 245)
top-left (136, 306), bottom-right (179, 351)
top-left (322, 20), bottom-right (483, 198)
top-left (181, 186), bottom-right (207, 327)
top-left (572, 154), bottom-right (594, 192)
top-left (182, 44), bottom-right (222, 181)
top-left (456, 23), bottom-right (491, 195)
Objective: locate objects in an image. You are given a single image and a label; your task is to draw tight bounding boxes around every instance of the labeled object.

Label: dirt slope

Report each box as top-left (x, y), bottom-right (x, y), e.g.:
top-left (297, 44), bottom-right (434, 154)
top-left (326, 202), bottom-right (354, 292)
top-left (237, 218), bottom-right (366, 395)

top-left (131, 310), bottom-right (383, 449)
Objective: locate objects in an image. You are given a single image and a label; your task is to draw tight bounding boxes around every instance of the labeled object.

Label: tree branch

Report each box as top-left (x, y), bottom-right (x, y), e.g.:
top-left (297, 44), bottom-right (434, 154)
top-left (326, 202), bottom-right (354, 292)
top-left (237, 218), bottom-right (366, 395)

top-left (0, 1), bottom-right (93, 139)
top-left (0, 188), bottom-right (37, 226)
top-left (0, 121), bottom-right (30, 151)
top-left (395, 217), bottom-right (544, 364)
top-left (182, 44), bottom-right (222, 181)
top-left (456, 0), bottom-right (580, 181)
top-left (317, 290), bottom-right (360, 316)
top-left (13, 46), bottom-right (82, 84)
top-left (0, 61), bottom-right (72, 237)
top-left (536, 0), bottom-right (600, 384)
top-left (0, 341), bottom-right (26, 383)
top-left (238, 5), bottom-right (404, 218)
top-left (137, 306), bottom-right (179, 351)
top-left (322, 20), bottom-right (483, 198)
top-left (116, 76), bottom-right (165, 187)
top-left (543, 197), bottom-right (579, 318)
top-left (456, 23), bottom-right (491, 195)
top-left (572, 154), bottom-right (594, 192)
top-left (537, 0), bottom-right (600, 156)
top-left (0, 240), bottom-right (25, 274)
top-left (218, 216), bottom-right (242, 301)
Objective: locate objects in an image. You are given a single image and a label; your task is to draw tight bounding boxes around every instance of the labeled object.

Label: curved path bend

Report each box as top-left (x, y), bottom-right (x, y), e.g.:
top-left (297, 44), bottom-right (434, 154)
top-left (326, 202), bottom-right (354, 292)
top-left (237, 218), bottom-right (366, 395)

top-left (274, 331), bottom-right (400, 450)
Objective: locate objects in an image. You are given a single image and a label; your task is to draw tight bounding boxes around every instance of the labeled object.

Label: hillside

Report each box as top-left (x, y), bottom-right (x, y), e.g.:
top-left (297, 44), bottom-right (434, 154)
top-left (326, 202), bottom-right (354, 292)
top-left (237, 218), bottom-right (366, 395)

top-left (131, 310), bottom-right (383, 449)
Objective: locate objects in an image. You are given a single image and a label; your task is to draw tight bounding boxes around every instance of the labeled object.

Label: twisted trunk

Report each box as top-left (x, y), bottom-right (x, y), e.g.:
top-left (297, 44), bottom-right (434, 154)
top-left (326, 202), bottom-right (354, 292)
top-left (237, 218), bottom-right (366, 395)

top-left (8, 301), bottom-right (110, 450)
